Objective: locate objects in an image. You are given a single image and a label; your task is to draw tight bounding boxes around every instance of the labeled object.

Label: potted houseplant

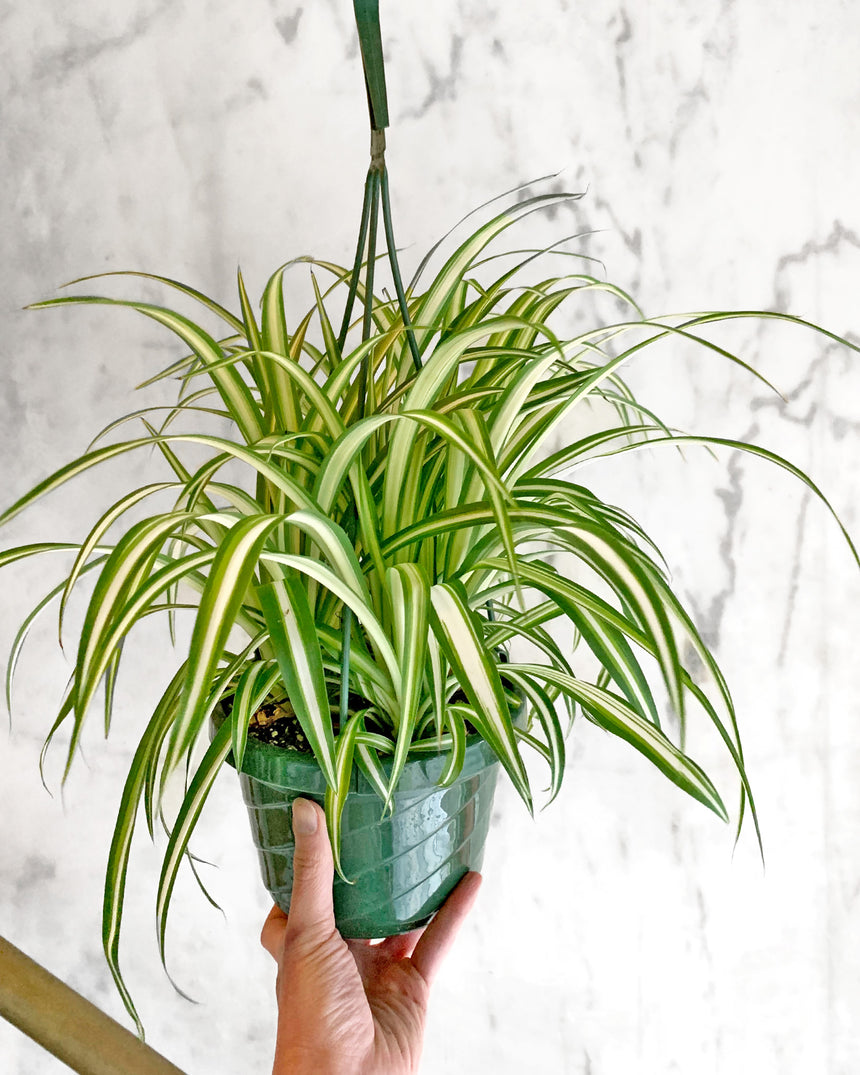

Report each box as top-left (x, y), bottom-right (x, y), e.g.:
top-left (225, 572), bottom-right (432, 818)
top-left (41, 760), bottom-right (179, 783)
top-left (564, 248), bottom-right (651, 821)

top-left (0, 1), bottom-right (856, 1038)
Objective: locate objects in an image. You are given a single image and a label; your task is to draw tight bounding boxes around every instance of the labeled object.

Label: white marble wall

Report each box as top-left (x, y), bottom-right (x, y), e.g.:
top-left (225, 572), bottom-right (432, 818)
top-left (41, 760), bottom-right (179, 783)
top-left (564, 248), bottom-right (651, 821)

top-left (2, 2), bottom-right (859, 1072)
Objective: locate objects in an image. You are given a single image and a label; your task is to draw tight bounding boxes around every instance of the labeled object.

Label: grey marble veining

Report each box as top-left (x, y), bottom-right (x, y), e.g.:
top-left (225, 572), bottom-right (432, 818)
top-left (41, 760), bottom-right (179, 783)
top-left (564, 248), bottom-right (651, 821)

top-left (2, 3), bottom-right (859, 1073)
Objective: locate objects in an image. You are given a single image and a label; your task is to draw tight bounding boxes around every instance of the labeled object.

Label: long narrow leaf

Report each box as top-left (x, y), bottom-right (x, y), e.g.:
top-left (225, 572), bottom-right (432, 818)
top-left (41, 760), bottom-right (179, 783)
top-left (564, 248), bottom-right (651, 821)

top-left (512, 663), bottom-right (727, 821)
top-left (429, 581), bottom-right (532, 810)
top-left (324, 710), bottom-right (365, 878)
top-left (258, 574), bottom-right (337, 790)
top-left (29, 296), bottom-right (264, 443)
top-left (162, 516), bottom-right (284, 782)
top-left (156, 717), bottom-right (234, 968)
top-left (385, 563), bottom-right (430, 801)
top-left (229, 662), bottom-right (281, 771)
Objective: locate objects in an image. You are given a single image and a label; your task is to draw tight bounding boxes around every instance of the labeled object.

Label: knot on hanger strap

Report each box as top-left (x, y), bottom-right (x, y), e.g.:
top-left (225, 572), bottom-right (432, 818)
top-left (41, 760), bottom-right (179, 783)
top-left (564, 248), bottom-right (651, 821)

top-left (370, 128), bottom-right (386, 171)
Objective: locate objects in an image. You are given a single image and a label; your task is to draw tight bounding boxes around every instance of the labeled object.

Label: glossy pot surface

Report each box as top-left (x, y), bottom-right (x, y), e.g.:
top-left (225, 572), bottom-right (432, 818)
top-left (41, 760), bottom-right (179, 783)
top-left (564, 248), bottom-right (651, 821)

top-left (219, 716), bottom-right (501, 938)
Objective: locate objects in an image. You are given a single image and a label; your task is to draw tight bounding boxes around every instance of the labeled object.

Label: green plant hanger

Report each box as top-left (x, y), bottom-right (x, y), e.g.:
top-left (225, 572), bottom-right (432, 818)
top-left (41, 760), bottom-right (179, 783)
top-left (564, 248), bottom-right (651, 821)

top-left (353, 0), bottom-right (390, 131)
top-left (345, 0), bottom-right (422, 374)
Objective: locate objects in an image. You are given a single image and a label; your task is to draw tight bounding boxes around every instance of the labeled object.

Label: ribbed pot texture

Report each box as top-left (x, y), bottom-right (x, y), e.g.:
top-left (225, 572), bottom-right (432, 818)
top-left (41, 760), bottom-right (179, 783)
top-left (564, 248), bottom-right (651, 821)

top-left (220, 719), bottom-right (502, 938)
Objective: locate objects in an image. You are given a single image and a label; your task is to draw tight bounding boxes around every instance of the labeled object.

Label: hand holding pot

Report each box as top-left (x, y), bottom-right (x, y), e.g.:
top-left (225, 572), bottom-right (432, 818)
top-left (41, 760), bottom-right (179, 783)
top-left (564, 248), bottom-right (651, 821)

top-left (260, 797), bottom-right (482, 1075)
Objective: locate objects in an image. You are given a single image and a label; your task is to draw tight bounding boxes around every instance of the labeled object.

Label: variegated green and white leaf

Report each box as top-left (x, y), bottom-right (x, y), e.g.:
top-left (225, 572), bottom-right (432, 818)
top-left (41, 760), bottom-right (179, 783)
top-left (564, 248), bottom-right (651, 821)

top-left (258, 574), bottom-right (337, 790)
top-left (439, 705), bottom-right (468, 786)
top-left (429, 581), bottom-right (531, 811)
top-left (0, 432), bottom-right (321, 530)
top-left (261, 261), bottom-right (301, 434)
top-left (285, 510), bottom-right (373, 607)
top-left (385, 563), bottom-right (430, 802)
top-left (262, 551), bottom-right (399, 689)
top-left (29, 296), bottom-right (265, 444)
top-left (497, 667), bottom-right (566, 804)
top-left (229, 661), bottom-right (281, 771)
top-left (74, 514), bottom-right (199, 704)
top-left (162, 515), bottom-right (285, 782)
top-left (6, 559), bottom-right (105, 715)
top-left (59, 484), bottom-right (175, 642)
top-left (324, 711), bottom-right (365, 878)
top-left (156, 716), bottom-right (234, 967)
top-left (354, 736), bottom-right (391, 803)
top-left (515, 663), bottom-right (727, 820)
top-left (103, 683), bottom-right (186, 1035)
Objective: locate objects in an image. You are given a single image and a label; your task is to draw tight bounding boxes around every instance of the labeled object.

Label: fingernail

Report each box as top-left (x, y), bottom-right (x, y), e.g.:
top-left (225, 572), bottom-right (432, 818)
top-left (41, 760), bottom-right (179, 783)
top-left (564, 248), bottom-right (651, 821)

top-left (292, 797), bottom-right (318, 836)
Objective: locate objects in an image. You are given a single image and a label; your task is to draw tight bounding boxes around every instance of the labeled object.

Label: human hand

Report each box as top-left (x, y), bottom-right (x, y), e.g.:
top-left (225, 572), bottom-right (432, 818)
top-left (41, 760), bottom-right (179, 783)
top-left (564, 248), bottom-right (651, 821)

top-left (260, 797), bottom-right (482, 1075)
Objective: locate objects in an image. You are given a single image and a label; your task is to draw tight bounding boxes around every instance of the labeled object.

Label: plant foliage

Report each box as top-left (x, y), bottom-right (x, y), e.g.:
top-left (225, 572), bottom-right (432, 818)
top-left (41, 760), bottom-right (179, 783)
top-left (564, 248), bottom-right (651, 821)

top-left (2, 185), bottom-right (857, 1030)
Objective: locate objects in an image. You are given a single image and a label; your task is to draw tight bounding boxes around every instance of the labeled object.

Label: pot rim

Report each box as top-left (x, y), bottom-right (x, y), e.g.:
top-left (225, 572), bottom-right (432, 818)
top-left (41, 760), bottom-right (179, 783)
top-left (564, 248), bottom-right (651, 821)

top-left (211, 705), bottom-right (503, 796)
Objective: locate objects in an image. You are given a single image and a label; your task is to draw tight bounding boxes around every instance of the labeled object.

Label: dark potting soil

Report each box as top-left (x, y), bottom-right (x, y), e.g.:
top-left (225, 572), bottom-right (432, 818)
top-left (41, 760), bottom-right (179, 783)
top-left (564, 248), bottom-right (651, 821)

top-left (235, 693), bottom-right (481, 753)
top-left (247, 699), bottom-right (312, 752)
top-left (241, 691), bottom-right (371, 752)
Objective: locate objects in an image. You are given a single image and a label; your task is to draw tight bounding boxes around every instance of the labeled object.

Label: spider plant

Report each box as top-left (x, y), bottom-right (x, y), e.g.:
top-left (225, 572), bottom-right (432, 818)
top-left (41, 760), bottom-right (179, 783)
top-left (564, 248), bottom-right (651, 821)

top-left (1, 182), bottom-right (857, 1030)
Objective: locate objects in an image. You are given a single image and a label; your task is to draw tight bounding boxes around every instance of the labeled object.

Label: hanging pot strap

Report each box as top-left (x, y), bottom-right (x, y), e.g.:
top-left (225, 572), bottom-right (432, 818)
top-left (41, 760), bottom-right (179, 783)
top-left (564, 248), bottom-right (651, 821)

top-left (353, 0), bottom-right (389, 131)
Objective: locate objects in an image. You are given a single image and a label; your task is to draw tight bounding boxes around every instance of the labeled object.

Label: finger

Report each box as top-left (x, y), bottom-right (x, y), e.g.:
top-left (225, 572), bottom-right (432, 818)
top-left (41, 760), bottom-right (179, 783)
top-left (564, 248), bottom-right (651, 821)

top-left (411, 871), bottom-right (482, 986)
top-left (284, 797), bottom-right (336, 937)
top-left (260, 904), bottom-right (289, 960)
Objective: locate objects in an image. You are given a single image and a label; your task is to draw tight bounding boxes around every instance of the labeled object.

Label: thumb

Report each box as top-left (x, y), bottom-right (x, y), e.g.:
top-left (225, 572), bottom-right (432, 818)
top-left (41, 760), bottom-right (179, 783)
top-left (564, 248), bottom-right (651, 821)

top-left (285, 797), bottom-right (336, 937)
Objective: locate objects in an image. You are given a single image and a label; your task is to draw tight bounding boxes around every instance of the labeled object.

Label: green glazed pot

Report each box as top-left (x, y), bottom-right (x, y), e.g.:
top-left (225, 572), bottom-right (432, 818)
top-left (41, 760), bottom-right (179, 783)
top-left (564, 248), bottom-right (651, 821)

top-left (219, 715), bottom-right (502, 938)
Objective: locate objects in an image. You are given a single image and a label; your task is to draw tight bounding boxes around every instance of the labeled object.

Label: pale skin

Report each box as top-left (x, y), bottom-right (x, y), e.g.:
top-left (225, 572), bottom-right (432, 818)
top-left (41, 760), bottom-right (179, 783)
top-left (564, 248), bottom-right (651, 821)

top-left (260, 796), bottom-right (483, 1075)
